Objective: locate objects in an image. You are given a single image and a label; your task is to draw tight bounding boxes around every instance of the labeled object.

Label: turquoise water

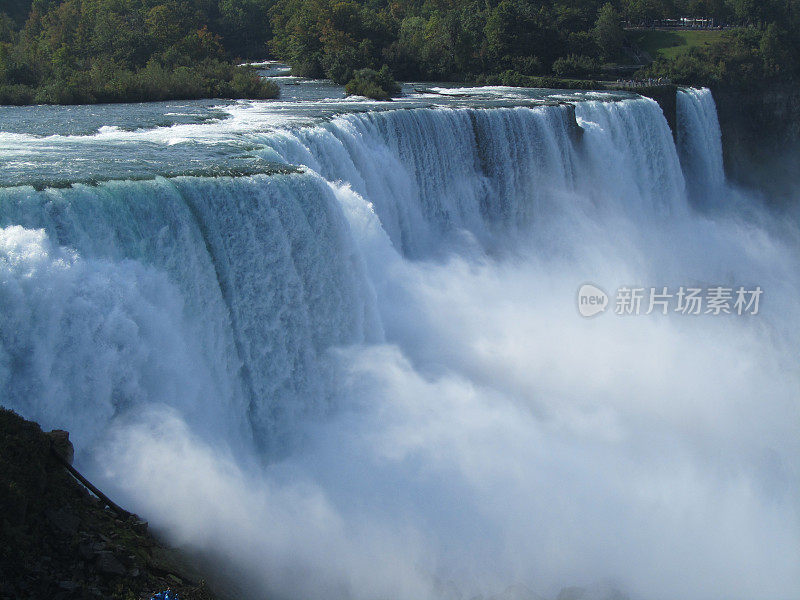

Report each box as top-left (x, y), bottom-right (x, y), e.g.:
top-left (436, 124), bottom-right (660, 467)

top-left (0, 77), bottom-right (631, 187)
top-left (1, 83), bottom-right (797, 600)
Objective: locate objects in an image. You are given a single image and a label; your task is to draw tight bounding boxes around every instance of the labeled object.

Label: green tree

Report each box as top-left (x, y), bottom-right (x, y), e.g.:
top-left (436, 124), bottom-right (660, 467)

top-left (345, 64), bottom-right (399, 99)
top-left (219, 0), bottom-right (274, 58)
top-left (760, 22), bottom-right (793, 76)
top-left (552, 53), bottom-right (599, 77)
top-left (0, 13), bottom-right (16, 43)
top-left (593, 2), bottom-right (624, 60)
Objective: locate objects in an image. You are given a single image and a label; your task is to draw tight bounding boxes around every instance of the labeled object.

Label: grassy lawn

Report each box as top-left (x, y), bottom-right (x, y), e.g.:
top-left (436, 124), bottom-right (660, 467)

top-left (628, 29), bottom-right (726, 61)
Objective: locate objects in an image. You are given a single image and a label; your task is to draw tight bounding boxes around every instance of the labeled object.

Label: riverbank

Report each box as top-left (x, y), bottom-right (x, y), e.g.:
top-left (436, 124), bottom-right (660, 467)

top-left (0, 63), bottom-right (278, 106)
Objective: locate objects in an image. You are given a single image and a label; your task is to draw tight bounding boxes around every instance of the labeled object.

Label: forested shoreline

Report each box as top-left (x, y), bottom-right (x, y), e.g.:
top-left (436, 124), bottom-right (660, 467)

top-left (1, 0), bottom-right (798, 104)
top-left (0, 0), bottom-right (280, 104)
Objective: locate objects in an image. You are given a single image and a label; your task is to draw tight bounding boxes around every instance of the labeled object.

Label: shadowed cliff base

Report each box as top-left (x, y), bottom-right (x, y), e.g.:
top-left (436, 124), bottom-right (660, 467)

top-left (0, 408), bottom-right (224, 600)
top-left (713, 83), bottom-right (800, 206)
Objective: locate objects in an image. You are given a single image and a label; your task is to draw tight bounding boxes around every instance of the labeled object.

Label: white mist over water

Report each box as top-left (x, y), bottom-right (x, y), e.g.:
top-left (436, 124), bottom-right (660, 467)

top-left (0, 89), bottom-right (798, 600)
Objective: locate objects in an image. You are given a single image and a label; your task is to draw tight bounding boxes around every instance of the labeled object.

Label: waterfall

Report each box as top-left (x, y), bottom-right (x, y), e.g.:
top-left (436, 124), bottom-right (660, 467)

top-left (255, 97), bottom-right (686, 256)
top-left (0, 173), bottom-right (382, 452)
top-left (0, 89), bottom-right (797, 600)
top-left (0, 96), bottom-right (689, 449)
top-left (676, 87), bottom-right (726, 204)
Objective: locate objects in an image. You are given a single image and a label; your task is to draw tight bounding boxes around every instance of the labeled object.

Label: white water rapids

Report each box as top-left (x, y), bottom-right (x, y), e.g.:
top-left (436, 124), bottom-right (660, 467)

top-left (0, 88), bottom-right (797, 600)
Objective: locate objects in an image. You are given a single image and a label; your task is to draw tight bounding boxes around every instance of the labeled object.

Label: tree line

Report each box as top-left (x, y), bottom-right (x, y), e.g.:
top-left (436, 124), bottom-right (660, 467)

top-left (0, 0), bottom-right (279, 104)
top-left (267, 0), bottom-right (799, 89)
top-left (1, 0), bottom-right (798, 104)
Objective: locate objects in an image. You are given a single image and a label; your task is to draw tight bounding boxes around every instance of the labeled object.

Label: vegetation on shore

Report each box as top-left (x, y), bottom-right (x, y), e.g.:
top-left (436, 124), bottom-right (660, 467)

top-left (0, 0), bottom-right (278, 105)
top-left (629, 29), bottom-right (726, 61)
top-left (344, 66), bottom-right (401, 100)
top-left (639, 24), bottom-right (800, 89)
top-left (0, 0), bottom-right (798, 103)
top-left (267, 0), bottom-right (799, 97)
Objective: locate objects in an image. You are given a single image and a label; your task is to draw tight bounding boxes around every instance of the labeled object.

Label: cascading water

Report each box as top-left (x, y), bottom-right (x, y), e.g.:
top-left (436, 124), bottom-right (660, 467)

top-left (0, 88), bottom-right (797, 600)
top-left (0, 173), bottom-right (382, 453)
top-left (676, 87), bottom-right (726, 204)
top-left (255, 97), bottom-right (687, 256)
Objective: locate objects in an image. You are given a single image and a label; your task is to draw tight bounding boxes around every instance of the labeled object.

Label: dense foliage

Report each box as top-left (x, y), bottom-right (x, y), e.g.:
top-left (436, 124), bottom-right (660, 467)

top-left (345, 65), bottom-right (400, 99)
top-left (641, 24), bottom-right (800, 87)
top-left (0, 0), bottom-right (278, 104)
top-left (268, 0), bottom-right (799, 86)
top-left (1, 0), bottom-right (798, 103)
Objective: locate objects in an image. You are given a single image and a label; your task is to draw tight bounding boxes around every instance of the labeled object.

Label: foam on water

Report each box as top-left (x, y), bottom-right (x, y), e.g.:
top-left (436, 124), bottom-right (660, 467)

top-left (0, 88), bottom-right (797, 600)
top-left (677, 88), bottom-right (726, 204)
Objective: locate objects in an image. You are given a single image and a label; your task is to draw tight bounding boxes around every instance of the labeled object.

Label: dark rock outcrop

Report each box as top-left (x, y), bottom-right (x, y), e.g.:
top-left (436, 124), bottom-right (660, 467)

top-left (712, 83), bottom-right (800, 204)
top-left (633, 82), bottom-right (798, 204)
top-left (636, 85), bottom-right (678, 137)
top-left (0, 408), bottom-right (219, 600)
top-left (47, 430), bottom-right (75, 465)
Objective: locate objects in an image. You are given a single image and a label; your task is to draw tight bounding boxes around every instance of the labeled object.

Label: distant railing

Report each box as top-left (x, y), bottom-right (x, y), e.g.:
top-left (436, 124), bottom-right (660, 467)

top-left (49, 439), bottom-right (133, 520)
top-left (612, 78), bottom-right (673, 89)
top-left (625, 17), bottom-right (730, 30)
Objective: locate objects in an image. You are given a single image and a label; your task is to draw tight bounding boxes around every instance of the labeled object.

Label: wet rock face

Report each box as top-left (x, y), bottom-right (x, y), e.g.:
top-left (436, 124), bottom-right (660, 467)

top-left (713, 83), bottom-right (800, 203)
top-left (45, 506), bottom-right (80, 535)
top-left (94, 551), bottom-right (127, 576)
top-left (640, 85), bottom-right (678, 138)
top-left (47, 430), bottom-right (75, 465)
